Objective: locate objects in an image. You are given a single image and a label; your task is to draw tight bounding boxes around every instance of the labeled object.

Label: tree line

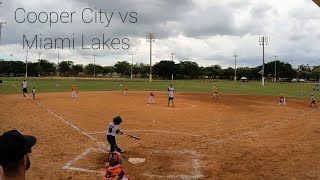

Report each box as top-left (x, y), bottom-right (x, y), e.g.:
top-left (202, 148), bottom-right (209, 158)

top-left (0, 59), bottom-right (319, 81)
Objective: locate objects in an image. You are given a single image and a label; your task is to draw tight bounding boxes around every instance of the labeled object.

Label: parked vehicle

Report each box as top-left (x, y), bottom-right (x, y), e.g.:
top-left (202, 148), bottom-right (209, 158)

top-left (313, 84), bottom-right (320, 91)
top-left (240, 77), bottom-right (248, 82)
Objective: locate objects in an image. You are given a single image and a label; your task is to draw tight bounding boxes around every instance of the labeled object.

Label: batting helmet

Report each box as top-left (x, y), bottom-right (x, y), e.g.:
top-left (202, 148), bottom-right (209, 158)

top-left (113, 116), bottom-right (122, 125)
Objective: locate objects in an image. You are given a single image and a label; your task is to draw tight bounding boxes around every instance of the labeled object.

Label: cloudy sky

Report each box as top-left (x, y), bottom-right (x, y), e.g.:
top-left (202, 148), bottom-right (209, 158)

top-left (0, 0), bottom-right (319, 68)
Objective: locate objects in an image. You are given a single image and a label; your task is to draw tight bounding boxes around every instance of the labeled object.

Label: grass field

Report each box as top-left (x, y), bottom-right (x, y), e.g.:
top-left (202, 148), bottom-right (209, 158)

top-left (1, 77), bottom-right (319, 99)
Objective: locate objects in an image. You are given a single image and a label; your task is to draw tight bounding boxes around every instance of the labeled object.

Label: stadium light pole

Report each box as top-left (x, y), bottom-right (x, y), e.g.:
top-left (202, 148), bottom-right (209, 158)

top-left (25, 47), bottom-right (28, 79)
top-left (171, 53), bottom-right (175, 80)
top-left (129, 54), bottom-right (134, 79)
top-left (0, 59), bottom-right (3, 76)
top-left (259, 37), bottom-right (268, 86)
top-left (146, 33), bottom-right (155, 82)
top-left (57, 48), bottom-right (60, 77)
top-left (274, 55), bottom-right (277, 83)
top-left (0, 22), bottom-right (6, 43)
top-left (9, 54), bottom-right (12, 76)
top-left (93, 55), bottom-right (96, 77)
top-left (38, 52), bottom-right (41, 77)
top-left (233, 54), bottom-right (238, 82)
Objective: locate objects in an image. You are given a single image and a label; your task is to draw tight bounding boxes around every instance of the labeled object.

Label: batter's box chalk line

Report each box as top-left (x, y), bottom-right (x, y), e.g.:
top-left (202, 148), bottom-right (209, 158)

top-left (62, 147), bottom-right (105, 174)
top-left (63, 147), bottom-right (203, 179)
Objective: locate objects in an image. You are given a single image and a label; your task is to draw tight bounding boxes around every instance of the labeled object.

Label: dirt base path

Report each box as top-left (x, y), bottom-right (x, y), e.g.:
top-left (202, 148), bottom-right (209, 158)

top-left (0, 91), bottom-right (319, 179)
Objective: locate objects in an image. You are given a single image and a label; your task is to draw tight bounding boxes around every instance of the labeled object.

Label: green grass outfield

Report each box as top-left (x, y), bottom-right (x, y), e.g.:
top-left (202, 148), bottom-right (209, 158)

top-left (0, 77), bottom-right (319, 99)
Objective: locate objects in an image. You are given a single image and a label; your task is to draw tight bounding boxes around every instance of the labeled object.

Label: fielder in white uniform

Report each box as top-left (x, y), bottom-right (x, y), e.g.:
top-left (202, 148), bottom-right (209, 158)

top-left (310, 94), bottom-right (318, 107)
top-left (32, 87), bottom-right (36, 100)
top-left (22, 80), bottom-right (28, 97)
top-left (148, 92), bottom-right (155, 104)
top-left (168, 84), bottom-right (174, 107)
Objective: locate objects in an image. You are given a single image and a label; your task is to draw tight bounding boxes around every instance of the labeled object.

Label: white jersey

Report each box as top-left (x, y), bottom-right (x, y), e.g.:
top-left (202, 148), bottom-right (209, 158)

top-left (168, 87), bottom-right (174, 97)
top-left (107, 122), bottom-right (119, 136)
top-left (32, 89), bottom-right (36, 93)
top-left (22, 81), bottom-right (27, 88)
top-left (311, 96), bottom-right (316, 101)
top-left (213, 86), bottom-right (217, 91)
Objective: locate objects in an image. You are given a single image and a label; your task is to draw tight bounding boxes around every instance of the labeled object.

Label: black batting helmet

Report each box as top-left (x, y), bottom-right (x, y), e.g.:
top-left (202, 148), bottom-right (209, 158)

top-left (113, 116), bottom-right (122, 125)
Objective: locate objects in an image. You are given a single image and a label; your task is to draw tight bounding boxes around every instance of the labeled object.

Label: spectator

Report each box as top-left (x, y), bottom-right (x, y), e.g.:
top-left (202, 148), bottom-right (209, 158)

top-left (0, 130), bottom-right (37, 180)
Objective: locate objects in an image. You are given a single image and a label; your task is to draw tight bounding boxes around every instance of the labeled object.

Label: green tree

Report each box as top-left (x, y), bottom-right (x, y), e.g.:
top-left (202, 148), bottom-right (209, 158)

top-left (178, 61), bottom-right (199, 79)
top-left (114, 61), bottom-right (130, 77)
top-left (72, 64), bottom-right (84, 75)
top-left (59, 61), bottom-right (73, 76)
top-left (205, 65), bottom-right (222, 79)
top-left (39, 59), bottom-right (56, 76)
top-left (153, 60), bottom-right (175, 79)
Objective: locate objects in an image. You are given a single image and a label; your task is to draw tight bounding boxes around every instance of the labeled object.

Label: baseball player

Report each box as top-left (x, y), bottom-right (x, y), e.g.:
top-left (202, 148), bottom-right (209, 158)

top-left (168, 84), bottom-right (174, 107)
top-left (310, 94), bottom-right (318, 107)
top-left (32, 87), bottom-right (36, 100)
top-left (212, 84), bottom-right (218, 100)
top-left (102, 151), bottom-right (130, 180)
top-left (148, 92), bottom-right (155, 104)
top-left (123, 86), bottom-right (128, 96)
top-left (279, 94), bottom-right (286, 106)
top-left (106, 116), bottom-right (125, 153)
top-left (22, 80), bottom-right (28, 97)
top-left (71, 85), bottom-right (77, 98)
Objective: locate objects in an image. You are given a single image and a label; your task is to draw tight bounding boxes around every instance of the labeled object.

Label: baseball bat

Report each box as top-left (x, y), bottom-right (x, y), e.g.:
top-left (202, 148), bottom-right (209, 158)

top-left (123, 133), bottom-right (141, 140)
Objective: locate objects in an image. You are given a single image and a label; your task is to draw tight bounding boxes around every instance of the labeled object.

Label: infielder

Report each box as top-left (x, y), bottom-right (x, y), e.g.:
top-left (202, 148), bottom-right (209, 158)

top-left (22, 80), bottom-right (27, 97)
top-left (168, 84), bottom-right (174, 107)
top-left (106, 116), bottom-right (125, 153)
top-left (279, 94), bottom-right (286, 106)
top-left (71, 85), bottom-right (77, 98)
top-left (148, 92), bottom-right (155, 104)
top-left (123, 86), bottom-right (128, 96)
top-left (310, 94), bottom-right (318, 107)
top-left (212, 84), bottom-right (218, 99)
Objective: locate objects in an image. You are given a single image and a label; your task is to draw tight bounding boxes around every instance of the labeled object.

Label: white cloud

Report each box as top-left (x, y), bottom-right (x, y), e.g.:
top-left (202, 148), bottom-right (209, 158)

top-left (0, 0), bottom-right (320, 68)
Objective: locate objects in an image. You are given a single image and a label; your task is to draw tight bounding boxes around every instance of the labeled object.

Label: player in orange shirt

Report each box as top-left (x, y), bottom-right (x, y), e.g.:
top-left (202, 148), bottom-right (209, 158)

top-left (212, 84), bottom-right (218, 100)
top-left (71, 85), bottom-right (77, 98)
top-left (148, 92), bottom-right (155, 104)
top-left (123, 86), bottom-right (128, 96)
top-left (102, 151), bottom-right (130, 180)
top-left (279, 94), bottom-right (286, 106)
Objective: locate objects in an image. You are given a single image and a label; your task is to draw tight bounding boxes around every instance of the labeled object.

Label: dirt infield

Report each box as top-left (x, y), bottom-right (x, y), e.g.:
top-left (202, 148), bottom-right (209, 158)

top-left (1, 91), bottom-right (319, 179)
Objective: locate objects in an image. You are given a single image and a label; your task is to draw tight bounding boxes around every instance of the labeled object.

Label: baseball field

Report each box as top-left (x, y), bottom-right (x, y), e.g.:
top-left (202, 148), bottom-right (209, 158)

top-left (1, 78), bottom-right (320, 179)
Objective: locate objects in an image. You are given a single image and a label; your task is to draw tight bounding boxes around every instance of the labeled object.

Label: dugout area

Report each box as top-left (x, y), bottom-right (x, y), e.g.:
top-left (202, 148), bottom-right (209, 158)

top-left (0, 91), bottom-right (319, 179)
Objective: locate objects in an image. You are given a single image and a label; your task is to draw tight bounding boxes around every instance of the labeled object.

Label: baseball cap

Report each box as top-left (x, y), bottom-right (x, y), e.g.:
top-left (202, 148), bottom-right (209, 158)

top-left (0, 130), bottom-right (37, 166)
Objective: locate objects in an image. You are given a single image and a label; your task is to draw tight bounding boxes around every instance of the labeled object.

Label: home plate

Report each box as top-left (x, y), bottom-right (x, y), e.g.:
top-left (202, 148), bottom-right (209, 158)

top-left (128, 158), bottom-right (146, 164)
